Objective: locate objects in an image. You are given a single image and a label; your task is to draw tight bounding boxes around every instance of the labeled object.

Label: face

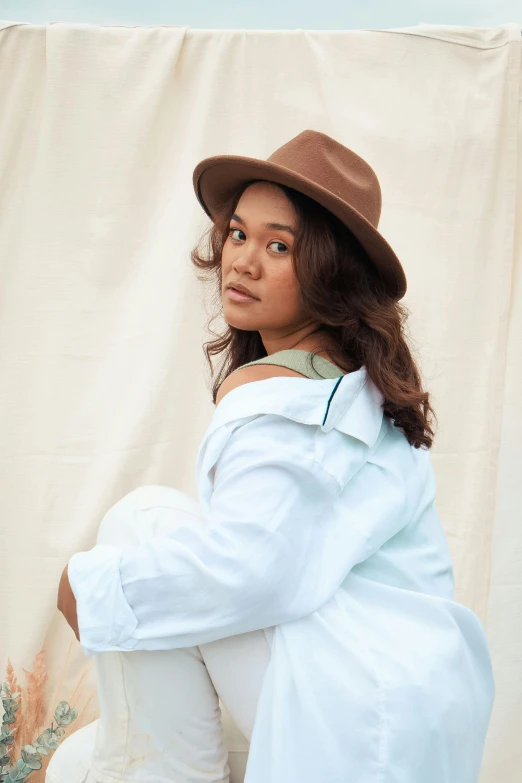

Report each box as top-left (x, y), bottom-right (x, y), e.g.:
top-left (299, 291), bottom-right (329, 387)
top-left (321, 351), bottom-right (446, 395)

top-left (221, 181), bottom-right (318, 353)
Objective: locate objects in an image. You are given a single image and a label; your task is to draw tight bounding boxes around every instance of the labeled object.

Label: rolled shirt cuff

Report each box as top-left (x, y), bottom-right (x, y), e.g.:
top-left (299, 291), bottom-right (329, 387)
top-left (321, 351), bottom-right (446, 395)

top-left (67, 545), bottom-right (139, 655)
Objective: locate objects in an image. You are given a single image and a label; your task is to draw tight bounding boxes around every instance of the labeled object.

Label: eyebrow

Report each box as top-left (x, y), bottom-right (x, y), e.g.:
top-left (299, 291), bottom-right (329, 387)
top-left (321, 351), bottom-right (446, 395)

top-left (230, 213), bottom-right (296, 237)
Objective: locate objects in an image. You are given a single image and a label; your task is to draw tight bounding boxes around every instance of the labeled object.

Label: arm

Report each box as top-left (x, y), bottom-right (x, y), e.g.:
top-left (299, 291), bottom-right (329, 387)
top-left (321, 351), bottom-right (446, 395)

top-left (68, 415), bottom-right (341, 655)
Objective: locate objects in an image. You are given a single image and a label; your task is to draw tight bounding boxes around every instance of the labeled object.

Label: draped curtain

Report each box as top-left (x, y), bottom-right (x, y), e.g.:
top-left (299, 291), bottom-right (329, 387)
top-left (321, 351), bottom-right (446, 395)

top-left (0, 19), bottom-right (520, 782)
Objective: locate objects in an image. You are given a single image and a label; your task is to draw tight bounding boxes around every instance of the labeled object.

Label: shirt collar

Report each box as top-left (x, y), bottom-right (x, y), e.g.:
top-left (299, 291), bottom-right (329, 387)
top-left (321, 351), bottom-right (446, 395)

top-left (204, 366), bottom-right (385, 449)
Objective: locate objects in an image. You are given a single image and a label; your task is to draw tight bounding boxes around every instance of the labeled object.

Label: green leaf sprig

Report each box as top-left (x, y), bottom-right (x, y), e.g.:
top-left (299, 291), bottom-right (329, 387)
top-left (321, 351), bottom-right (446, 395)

top-left (0, 682), bottom-right (77, 782)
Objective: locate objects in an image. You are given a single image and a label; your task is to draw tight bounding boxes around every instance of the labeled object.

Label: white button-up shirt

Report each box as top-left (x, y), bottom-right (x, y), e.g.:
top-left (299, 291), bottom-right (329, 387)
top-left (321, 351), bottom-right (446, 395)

top-left (68, 366), bottom-right (495, 783)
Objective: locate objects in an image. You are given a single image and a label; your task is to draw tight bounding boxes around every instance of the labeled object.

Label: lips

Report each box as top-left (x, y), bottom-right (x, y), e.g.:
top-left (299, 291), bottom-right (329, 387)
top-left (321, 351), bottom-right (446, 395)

top-left (228, 284), bottom-right (258, 299)
top-left (227, 287), bottom-right (259, 303)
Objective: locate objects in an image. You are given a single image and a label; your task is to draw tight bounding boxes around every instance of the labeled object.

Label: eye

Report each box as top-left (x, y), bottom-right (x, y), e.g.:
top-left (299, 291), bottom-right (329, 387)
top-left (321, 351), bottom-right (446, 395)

top-left (229, 228), bottom-right (245, 242)
top-left (228, 228), bottom-right (289, 254)
top-left (269, 241), bottom-right (289, 254)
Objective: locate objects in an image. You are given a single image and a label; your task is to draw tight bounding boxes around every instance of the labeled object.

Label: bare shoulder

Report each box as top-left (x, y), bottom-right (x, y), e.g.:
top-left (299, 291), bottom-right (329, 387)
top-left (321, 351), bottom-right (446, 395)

top-left (216, 364), bottom-right (308, 406)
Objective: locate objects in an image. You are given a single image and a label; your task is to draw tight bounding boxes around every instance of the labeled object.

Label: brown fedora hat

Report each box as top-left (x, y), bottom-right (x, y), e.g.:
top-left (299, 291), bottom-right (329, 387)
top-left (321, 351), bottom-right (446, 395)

top-left (192, 129), bottom-right (407, 301)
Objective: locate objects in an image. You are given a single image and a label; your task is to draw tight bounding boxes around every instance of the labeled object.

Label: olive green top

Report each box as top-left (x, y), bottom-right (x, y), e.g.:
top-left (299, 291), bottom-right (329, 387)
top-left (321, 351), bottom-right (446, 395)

top-left (237, 349), bottom-right (345, 379)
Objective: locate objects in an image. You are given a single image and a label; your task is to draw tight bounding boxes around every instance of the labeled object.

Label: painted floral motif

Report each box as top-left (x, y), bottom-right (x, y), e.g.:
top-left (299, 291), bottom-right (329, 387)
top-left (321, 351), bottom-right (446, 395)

top-left (0, 648), bottom-right (97, 783)
top-left (0, 682), bottom-right (77, 782)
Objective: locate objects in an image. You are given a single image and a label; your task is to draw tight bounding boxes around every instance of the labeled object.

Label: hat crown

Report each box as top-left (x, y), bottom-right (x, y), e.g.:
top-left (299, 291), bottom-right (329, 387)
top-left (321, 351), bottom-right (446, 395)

top-left (267, 130), bottom-right (382, 227)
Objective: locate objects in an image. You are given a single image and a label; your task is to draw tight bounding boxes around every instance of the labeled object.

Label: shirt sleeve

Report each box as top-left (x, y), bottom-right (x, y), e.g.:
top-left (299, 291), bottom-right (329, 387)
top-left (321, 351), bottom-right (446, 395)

top-left (68, 415), bottom-right (342, 655)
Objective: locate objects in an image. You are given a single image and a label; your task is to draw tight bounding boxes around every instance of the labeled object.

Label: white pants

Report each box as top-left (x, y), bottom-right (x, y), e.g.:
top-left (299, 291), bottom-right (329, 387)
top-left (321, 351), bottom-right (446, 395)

top-left (46, 486), bottom-right (274, 783)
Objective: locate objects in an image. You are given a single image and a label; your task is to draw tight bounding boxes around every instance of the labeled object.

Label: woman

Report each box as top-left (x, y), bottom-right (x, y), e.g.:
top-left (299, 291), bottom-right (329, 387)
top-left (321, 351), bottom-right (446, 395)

top-left (52, 130), bottom-right (495, 783)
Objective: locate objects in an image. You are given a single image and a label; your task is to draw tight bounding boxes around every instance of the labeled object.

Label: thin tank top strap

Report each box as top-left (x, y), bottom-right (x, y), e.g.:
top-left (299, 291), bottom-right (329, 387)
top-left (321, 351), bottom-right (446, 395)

top-left (237, 349), bottom-right (345, 379)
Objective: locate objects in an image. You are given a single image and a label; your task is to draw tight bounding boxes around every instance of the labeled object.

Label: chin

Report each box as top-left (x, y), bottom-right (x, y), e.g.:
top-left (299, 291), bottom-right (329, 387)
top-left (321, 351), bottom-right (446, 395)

top-left (222, 307), bottom-right (258, 330)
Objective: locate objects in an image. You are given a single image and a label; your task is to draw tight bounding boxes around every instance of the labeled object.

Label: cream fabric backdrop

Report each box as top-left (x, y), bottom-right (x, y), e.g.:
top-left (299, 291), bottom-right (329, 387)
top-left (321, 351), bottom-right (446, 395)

top-left (0, 19), bottom-right (520, 783)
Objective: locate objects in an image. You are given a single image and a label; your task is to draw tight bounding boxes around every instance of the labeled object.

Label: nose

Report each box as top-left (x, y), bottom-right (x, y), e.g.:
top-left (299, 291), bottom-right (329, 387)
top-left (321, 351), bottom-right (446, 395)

top-left (233, 251), bottom-right (258, 271)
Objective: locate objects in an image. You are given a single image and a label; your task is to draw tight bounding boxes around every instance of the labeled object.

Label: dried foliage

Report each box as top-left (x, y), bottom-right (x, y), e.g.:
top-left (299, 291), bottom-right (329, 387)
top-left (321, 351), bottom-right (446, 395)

top-left (1, 647), bottom-right (97, 783)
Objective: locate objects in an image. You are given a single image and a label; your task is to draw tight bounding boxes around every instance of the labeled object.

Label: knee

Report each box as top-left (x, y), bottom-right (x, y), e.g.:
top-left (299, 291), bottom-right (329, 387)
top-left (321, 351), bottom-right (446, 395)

top-left (96, 485), bottom-right (205, 547)
top-left (96, 486), bottom-right (143, 546)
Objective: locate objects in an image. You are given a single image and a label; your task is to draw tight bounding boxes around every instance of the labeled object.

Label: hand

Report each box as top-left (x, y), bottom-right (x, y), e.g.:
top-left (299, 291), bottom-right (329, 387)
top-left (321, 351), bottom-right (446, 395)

top-left (57, 563), bottom-right (80, 642)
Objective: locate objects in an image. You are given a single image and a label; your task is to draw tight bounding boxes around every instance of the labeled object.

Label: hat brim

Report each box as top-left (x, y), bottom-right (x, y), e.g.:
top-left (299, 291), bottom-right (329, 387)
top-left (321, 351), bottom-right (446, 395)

top-left (192, 154), bottom-right (407, 300)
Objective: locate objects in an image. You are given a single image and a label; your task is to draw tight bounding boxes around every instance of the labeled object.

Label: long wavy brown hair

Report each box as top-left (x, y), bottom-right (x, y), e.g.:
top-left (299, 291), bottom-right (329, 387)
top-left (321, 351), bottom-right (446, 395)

top-left (191, 179), bottom-right (437, 449)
